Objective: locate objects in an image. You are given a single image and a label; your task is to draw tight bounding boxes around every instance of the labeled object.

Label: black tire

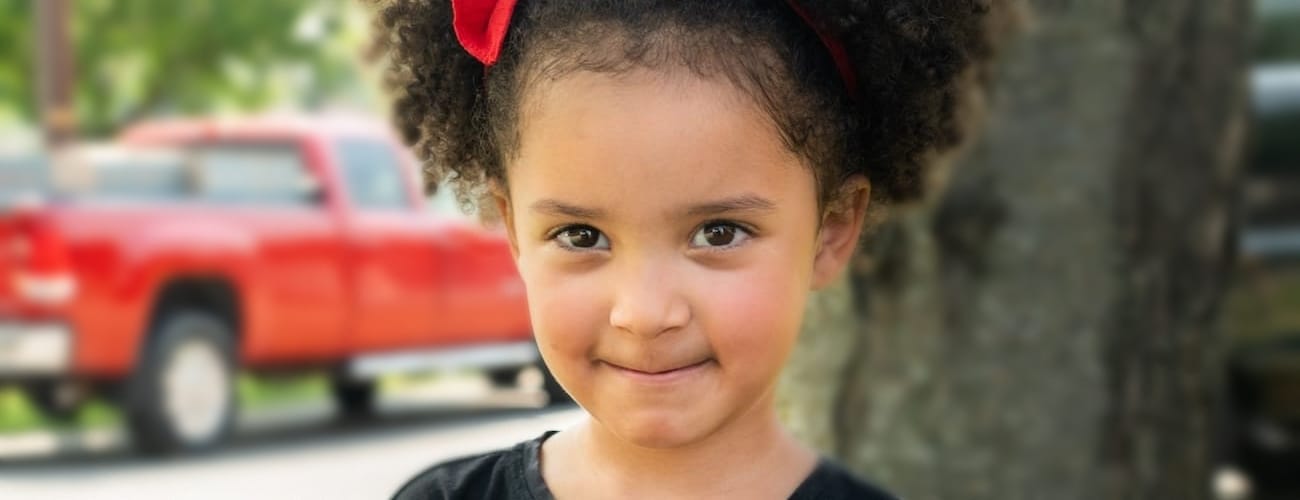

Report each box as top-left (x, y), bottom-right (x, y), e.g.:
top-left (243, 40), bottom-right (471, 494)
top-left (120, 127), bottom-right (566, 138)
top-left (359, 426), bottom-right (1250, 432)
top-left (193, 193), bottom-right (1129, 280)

top-left (124, 309), bottom-right (237, 455)
top-left (331, 377), bottom-right (377, 420)
top-left (24, 381), bottom-right (81, 424)
top-left (486, 367), bottom-right (521, 388)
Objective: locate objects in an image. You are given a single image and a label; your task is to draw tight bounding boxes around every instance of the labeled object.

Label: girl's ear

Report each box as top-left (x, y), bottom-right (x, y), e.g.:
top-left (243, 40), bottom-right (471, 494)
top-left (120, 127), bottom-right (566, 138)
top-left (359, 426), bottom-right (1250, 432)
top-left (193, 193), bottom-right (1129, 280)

top-left (811, 175), bottom-right (870, 290)
top-left (489, 180), bottom-right (520, 261)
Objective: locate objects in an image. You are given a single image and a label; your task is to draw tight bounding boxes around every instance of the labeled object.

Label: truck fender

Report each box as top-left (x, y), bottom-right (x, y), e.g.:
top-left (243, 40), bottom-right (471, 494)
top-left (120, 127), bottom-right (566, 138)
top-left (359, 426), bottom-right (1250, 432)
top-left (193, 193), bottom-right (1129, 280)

top-left (111, 222), bottom-right (263, 367)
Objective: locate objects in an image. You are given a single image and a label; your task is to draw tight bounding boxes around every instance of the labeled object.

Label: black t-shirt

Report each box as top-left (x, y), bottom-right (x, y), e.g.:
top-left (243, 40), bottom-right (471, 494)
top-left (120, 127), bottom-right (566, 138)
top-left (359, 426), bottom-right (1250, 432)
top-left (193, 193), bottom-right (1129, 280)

top-left (393, 431), bottom-right (897, 500)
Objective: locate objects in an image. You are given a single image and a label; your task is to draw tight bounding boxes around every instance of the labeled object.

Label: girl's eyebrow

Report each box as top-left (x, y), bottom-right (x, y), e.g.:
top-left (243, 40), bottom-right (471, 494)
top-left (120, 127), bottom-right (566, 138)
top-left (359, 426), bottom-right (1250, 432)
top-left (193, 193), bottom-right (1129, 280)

top-left (530, 199), bottom-right (604, 219)
top-left (529, 195), bottom-right (777, 220)
top-left (685, 194), bottom-right (777, 217)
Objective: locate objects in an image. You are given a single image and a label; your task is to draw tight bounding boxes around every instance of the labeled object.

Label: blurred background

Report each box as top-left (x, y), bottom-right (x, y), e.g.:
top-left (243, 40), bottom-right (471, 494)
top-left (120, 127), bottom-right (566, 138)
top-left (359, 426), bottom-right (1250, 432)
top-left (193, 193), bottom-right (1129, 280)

top-left (0, 0), bottom-right (1296, 499)
top-left (0, 1), bottom-right (581, 499)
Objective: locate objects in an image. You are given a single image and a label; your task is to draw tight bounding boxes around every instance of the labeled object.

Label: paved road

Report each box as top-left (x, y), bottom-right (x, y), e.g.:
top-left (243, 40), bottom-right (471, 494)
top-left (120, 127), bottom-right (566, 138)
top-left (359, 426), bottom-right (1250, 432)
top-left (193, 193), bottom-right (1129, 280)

top-left (0, 377), bottom-right (585, 499)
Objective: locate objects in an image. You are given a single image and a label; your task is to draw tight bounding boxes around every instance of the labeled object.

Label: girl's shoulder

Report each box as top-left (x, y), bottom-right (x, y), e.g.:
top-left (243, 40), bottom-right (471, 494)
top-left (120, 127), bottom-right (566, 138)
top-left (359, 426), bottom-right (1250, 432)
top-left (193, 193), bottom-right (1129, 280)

top-left (393, 430), bottom-right (897, 500)
top-left (391, 431), bottom-right (555, 500)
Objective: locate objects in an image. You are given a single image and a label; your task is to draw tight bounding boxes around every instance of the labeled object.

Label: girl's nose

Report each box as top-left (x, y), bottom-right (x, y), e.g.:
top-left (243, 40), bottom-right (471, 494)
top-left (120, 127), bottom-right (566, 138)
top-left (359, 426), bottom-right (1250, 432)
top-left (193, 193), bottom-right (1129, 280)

top-left (607, 255), bottom-right (691, 338)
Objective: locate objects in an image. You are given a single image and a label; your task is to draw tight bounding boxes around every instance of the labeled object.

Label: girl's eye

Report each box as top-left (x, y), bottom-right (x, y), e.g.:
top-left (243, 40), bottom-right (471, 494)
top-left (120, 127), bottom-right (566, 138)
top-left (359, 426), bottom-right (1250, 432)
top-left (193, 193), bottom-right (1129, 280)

top-left (552, 225), bottom-right (610, 250)
top-left (690, 222), bottom-right (752, 249)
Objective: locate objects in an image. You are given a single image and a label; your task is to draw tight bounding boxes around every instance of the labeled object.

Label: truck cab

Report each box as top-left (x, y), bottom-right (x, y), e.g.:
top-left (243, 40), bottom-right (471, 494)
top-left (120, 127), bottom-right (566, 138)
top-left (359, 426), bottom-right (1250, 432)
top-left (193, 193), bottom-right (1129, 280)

top-left (0, 116), bottom-right (561, 454)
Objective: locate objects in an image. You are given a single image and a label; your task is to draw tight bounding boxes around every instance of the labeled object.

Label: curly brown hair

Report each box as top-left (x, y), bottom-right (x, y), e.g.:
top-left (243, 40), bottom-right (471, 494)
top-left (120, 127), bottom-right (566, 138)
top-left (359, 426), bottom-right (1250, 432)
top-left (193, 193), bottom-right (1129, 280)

top-left (371, 0), bottom-right (988, 212)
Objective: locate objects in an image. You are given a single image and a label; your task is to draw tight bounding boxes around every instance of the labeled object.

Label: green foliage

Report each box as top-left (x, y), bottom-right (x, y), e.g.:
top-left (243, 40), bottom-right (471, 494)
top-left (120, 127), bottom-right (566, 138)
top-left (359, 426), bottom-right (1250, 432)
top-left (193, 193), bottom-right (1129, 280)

top-left (0, 0), bottom-right (376, 136)
top-left (0, 0), bottom-right (35, 124)
top-left (1256, 7), bottom-right (1300, 62)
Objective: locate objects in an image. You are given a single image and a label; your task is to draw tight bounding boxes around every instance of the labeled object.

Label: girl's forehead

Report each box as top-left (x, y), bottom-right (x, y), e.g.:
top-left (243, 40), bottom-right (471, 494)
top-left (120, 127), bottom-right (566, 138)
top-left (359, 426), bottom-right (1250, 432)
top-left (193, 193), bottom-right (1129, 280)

top-left (509, 70), bottom-right (815, 213)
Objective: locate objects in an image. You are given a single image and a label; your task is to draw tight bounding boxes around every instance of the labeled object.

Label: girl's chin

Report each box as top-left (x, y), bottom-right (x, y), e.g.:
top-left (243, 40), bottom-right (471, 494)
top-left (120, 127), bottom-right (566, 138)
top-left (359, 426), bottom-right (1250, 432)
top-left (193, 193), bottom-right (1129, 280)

top-left (595, 410), bottom-right (721, 450)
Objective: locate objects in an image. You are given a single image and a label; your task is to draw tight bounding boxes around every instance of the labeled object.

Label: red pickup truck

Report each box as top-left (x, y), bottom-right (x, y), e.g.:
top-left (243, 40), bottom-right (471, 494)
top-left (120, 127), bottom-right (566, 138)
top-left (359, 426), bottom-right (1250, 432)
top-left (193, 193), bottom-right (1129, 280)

top-left (0, 116), bottom-right (558, 454)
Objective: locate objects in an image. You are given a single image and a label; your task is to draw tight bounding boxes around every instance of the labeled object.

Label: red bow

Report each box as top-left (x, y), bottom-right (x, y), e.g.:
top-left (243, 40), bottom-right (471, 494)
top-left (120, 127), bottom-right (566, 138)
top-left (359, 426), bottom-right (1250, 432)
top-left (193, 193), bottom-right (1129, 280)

top-left (449, 0), bottom-right (857, 97)
top-left (783, 1), bottom-right (858, 98)
top-left (452, 0), bottom-right (519, 66)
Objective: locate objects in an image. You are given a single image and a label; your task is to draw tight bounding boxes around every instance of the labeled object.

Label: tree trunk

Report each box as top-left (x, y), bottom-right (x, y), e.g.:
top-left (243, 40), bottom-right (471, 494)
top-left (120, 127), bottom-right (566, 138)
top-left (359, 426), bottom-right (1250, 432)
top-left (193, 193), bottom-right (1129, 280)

top-left (778, 1), bottom-right (1251, 499)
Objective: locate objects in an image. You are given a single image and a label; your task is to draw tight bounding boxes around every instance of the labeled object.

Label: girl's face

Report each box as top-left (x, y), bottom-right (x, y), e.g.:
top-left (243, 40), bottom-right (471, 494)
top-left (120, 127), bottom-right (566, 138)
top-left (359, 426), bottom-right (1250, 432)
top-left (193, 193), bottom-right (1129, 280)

top-left (495, 69), bottom-right (865, 448)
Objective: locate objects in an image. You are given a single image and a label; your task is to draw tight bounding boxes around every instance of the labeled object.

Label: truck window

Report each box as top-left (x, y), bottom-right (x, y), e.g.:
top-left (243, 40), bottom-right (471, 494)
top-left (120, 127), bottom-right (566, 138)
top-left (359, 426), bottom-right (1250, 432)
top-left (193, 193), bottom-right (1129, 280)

top-left (90, 159), bottom-right (190, 200)
top-left (0, 154), bottom-right (49, 203)
top-left (335, 139), bottom-right (410, 211)
top-left (196, 144), bottom-right (318, 206)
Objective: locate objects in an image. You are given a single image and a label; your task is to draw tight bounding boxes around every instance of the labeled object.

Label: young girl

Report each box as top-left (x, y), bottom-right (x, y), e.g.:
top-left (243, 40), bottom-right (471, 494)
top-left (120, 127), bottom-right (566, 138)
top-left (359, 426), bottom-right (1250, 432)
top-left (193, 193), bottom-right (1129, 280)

top-left (377, 0), bottom-right (985, 498)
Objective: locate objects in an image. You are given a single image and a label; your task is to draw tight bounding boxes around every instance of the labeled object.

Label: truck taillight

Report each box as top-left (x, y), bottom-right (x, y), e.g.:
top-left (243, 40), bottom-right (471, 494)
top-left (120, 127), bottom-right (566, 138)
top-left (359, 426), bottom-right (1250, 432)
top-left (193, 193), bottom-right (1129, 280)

top-left (6, 208), bottom-right (76, 305)
top-left (13, 271), bottom-right (77, 305)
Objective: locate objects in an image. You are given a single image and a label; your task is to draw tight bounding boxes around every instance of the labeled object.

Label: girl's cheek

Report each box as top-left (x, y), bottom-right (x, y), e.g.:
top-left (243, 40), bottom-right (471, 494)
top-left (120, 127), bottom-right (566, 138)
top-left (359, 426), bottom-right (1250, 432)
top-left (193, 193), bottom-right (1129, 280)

top-left (522, 265), bottom-right (606, 354)
top-left (707, 266), bottom-right (804, 334)
top-left (692, 247), bottom-right (811, 369)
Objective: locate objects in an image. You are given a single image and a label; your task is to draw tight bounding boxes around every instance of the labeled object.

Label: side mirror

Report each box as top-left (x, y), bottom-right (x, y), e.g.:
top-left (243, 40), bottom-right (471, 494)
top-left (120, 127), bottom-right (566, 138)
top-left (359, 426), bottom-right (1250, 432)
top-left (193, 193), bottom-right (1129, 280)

top-left (305, 186), bottom-right (327, 205)
top-left (296, 175), bottom-right (327, 205)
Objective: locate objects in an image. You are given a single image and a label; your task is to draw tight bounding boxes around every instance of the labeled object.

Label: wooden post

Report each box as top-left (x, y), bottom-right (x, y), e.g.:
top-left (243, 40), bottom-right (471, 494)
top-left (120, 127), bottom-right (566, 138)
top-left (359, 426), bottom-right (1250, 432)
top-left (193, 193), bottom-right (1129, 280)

top-left (35, 0), bottom-right (75, 149)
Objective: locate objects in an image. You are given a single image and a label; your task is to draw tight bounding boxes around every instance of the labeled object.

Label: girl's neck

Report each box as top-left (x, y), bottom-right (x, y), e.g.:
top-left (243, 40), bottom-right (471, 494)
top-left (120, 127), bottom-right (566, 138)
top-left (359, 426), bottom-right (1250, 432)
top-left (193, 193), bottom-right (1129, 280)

top-left (544, 393), bottom-right (818, 498)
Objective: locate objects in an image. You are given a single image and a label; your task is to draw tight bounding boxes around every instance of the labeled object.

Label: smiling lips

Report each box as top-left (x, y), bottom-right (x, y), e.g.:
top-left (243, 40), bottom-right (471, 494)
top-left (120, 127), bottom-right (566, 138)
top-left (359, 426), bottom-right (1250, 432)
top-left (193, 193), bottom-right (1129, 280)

top-left (602, 358), bottom-right (714, 382)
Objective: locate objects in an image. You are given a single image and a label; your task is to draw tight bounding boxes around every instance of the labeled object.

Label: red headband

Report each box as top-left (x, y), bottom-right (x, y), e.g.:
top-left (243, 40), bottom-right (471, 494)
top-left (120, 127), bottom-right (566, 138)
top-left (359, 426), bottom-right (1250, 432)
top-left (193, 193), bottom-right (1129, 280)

top-left (451, 0), bottom-right (858, 97)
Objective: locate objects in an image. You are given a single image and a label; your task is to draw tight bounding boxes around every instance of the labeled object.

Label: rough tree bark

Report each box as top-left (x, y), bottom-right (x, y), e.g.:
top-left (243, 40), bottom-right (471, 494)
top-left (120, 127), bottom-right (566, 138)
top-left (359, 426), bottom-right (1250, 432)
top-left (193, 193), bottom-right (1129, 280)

top-left (778, 1), bottom-right (1250, 499)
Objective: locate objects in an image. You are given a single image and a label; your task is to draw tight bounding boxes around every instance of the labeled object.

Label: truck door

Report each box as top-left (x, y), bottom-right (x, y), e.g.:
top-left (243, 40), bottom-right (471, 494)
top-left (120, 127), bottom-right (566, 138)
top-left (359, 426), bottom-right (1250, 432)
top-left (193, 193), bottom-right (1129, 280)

top-left (195, 142), bottom-right (349, 361)
top-left (334, 138), bottom-right (447, 351)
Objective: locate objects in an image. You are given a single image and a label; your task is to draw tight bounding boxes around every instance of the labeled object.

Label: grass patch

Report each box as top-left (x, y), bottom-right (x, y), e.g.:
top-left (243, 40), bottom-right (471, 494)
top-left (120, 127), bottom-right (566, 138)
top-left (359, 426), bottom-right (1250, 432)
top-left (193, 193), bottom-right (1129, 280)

top-left (0, 388), bottom-right (49, 434)
top-left (1224, 261), bottom-right (1300, 344)
top-left (0, 388), bottom-right (121, 435)
top-left (0, 373), bottom-right (333, 435)
top-left (238, 373), bottom-right (328, 409)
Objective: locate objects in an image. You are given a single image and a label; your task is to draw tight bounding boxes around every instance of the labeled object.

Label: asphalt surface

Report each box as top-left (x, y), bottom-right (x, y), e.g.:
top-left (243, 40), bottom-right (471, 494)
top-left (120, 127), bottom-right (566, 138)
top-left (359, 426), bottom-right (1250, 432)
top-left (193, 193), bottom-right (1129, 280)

top-left (0, 377), bottom-right (585, 499)
top-left (2, 376), bottom-right (1279, 500)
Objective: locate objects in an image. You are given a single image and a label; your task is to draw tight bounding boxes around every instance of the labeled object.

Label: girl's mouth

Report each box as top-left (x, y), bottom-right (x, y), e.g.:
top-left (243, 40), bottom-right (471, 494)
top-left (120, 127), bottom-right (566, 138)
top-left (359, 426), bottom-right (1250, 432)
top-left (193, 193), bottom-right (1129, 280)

top-left (602, 358), bottom-right (715, 384)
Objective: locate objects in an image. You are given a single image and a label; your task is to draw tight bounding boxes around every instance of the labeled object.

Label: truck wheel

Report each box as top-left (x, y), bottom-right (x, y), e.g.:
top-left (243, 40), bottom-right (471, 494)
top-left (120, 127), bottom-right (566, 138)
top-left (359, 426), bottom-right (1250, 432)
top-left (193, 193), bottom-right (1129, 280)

top-left (125, 309), bottom-right (237, 455)
top-left (486, 367), bottom-right (521, 388)
top-left (331, 377), bottom-right (376, 420)
top-left (24, 381), bottom-right (82, 423)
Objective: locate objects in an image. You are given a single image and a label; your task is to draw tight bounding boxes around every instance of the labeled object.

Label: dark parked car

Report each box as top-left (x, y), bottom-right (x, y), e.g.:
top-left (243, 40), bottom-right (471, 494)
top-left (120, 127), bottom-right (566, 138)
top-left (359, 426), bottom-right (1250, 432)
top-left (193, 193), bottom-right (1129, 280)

top-left (1222, 63), bottom-right (1300, 488)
